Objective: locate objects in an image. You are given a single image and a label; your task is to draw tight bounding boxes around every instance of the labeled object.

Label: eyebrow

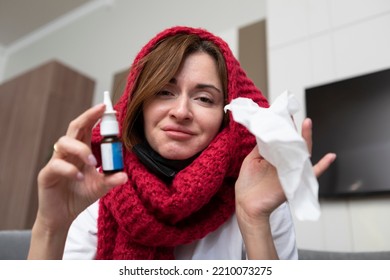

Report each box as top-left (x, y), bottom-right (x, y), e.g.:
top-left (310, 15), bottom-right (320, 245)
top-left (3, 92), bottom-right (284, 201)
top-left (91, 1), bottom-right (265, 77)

top-left (169, 78), bottom-right (222, 94)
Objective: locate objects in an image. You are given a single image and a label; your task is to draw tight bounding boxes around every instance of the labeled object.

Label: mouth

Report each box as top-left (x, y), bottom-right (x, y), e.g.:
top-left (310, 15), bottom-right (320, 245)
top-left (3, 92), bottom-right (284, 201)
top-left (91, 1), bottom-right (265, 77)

top-left (162, 125), bottom-right (195, 140)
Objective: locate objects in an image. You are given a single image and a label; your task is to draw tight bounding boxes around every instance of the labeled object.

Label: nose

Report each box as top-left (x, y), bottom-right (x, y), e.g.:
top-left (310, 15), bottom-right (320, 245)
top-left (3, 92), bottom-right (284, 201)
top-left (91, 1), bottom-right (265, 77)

top-left (169, 95), bottom-right (193, 121)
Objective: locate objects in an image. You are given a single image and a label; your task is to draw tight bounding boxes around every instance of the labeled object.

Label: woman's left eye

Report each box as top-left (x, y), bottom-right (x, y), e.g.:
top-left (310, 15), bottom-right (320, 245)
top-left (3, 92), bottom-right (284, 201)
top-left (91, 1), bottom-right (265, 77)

top-left (197, 96), bottom-right (213, 104)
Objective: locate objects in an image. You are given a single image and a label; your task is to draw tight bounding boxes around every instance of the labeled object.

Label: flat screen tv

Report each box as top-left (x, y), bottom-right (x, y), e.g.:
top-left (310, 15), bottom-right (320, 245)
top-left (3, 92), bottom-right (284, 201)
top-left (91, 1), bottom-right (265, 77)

top-left (305, 68), bottom-right (390, 198)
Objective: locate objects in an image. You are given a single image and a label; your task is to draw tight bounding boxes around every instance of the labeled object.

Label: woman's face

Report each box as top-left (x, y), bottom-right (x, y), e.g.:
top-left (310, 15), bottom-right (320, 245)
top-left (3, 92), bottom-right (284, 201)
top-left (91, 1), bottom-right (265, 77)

top-left (143, 52), bottom-right (225, 160)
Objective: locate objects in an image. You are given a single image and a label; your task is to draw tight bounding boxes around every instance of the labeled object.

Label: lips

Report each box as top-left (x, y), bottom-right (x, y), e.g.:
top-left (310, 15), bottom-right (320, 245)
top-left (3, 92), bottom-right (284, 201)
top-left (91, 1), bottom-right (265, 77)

top-left (162, 125), bottom-right (195, 140)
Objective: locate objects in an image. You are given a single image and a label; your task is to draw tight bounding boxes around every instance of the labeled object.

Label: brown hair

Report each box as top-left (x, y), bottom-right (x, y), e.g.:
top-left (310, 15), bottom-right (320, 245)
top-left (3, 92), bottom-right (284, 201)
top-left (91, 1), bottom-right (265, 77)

top-left (121, 33), bottom-right (228, 151)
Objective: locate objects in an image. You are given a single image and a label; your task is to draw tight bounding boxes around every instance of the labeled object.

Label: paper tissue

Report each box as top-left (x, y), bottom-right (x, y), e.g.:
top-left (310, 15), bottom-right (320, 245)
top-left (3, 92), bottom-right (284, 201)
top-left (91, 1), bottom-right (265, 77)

top-left (224, 90), bottom-right (321, 221)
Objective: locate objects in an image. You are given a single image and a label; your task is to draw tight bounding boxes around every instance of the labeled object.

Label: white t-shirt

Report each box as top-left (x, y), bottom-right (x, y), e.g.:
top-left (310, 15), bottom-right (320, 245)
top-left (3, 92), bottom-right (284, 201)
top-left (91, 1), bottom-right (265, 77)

top-left (63, 201), bottom-right (297, 260)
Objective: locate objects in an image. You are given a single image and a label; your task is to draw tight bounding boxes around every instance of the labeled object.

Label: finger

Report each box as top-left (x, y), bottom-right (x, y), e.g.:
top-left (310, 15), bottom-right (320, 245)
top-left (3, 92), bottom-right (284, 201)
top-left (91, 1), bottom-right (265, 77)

top-left (95, 172), bottom-right (128, 197)
top-left (40, 158), bottom-right (85, 184)
top-left (301, 118), bottom-right (313, 154)
top-left (314, 153), bottom-right (337, 177)
top-left (244, 145), bottom-right (265, 162)
top-left (53, 136), bottom-right (97, 167)
top-left (66, 103), bottom-right (106, 139)
top-left (103, 172), bottom-right (128, 189)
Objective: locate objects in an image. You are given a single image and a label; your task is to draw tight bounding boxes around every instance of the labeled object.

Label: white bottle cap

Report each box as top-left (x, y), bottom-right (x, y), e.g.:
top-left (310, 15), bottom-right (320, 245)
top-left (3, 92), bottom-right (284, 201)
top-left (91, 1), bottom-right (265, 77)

top-left (101, 91), bottom-right (119, 136)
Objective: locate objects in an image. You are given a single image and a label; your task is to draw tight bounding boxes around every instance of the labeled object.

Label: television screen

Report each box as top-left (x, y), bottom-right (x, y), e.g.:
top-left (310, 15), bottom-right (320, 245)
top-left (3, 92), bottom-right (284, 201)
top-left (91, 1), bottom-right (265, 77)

top-left (305, 68), bottom-right (390, 198)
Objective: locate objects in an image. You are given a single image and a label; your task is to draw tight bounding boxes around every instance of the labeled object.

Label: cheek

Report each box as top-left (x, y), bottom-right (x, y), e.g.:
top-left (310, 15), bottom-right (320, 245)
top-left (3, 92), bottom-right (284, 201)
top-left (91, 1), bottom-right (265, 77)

top-left (143, 103), bottom-right (161, 136)
top-left (202, 111), bottom-right (224, 140)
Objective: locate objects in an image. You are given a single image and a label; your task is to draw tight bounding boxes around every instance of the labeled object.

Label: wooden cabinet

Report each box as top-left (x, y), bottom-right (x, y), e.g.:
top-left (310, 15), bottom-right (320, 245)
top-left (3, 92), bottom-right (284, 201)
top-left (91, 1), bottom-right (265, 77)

top-left (0, 61), bottom-right (95, 229)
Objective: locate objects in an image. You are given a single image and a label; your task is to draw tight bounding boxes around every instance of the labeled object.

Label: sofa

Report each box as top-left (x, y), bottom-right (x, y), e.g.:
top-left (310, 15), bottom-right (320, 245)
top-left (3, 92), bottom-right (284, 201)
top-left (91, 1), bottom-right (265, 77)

top-left (1, 230), bottom-right (389, 260)
top-left (298, 249), bottom-right (390, 260)
top-left (0, 230), bottom-right (31, 260)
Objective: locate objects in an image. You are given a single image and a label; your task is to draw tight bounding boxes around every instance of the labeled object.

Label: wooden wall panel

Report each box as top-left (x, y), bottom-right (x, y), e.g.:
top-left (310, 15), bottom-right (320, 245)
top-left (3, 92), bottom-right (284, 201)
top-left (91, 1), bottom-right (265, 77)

top-left (0, 61), bottom-right (95, 229)
top-left (239, 20), bottom-right (268, 99)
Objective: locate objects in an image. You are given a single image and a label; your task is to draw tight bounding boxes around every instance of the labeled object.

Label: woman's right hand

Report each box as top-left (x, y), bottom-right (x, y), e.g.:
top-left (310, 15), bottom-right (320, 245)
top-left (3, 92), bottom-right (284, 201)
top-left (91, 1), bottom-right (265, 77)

top-left (33, 104), bottom-right (128, 237)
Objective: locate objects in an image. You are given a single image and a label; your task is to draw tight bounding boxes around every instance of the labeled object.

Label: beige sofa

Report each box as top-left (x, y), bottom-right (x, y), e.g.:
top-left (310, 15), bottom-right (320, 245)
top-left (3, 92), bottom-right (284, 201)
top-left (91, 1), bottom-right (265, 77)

top-left (1, 230), bottom-right (389, 260)
top-left (0, 230), bottom-right (31, 260)
top-left (298, 249), bottom-right (390, 260)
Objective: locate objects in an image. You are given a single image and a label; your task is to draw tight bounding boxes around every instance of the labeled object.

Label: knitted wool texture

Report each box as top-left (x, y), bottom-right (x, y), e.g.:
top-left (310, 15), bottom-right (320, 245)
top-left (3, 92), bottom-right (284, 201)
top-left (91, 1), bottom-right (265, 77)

top-left (91, 26), bottom-right (269, 259)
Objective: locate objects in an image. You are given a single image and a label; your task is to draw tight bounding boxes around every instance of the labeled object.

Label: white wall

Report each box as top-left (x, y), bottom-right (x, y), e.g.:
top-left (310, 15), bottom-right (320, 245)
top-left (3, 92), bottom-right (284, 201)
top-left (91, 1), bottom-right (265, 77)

top-left (5, 0), bottom-right (390, 253)
top-left (2, 0), bottom-right (264, 105)
top-left (267, 0), bottom-right (390, 252)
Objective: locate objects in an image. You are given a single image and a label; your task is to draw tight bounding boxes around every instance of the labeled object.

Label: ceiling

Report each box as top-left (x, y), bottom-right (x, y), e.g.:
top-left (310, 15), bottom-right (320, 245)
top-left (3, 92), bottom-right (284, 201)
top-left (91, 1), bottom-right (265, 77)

top-left (0, 0), bottom-right (92, 48)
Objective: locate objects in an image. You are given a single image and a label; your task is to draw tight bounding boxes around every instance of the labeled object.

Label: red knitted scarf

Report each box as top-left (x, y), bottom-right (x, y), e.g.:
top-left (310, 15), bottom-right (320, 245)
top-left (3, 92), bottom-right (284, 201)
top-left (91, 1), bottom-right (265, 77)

top-left (91, 26), bottom-right (268, 259)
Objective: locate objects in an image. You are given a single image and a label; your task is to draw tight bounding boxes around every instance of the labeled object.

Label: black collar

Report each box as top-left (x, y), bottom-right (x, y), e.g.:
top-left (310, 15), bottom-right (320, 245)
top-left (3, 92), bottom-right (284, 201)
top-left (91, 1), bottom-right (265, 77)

top-left (132, 142), bottom-right (198, 181)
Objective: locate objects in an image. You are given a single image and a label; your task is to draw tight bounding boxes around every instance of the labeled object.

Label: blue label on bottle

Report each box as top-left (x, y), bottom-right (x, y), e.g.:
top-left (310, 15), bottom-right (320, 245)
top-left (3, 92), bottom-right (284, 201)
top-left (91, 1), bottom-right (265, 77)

top-left (111, 142), bottom-right (124, 170)
top-left (101, 142), bottom-right (124, 171)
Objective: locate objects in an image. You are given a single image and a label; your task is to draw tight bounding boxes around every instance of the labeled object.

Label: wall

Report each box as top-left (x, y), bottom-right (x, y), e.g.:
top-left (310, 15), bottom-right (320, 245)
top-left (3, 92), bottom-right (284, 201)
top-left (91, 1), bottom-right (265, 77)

top-left (4, 0), bottom-right (389, 253)
top-left (266, 0), bottom-right (390, 252)
top-left (0, 46), bottom-right (6, 81)
top-left (1, 0), bottom-right (265, 105)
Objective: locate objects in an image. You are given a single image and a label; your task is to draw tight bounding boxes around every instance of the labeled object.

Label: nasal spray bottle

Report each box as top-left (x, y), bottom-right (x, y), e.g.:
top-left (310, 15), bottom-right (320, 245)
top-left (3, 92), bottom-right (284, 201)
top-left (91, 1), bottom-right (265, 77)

top-left (100, 91), bottom-right (124, 174)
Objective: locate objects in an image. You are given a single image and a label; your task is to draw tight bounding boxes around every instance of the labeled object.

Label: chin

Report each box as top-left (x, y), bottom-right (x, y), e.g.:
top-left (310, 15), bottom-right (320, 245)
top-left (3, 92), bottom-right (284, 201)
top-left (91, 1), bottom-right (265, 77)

top-left (159, 148), bottom-right (199, 160)
top-left (163, 153), bottom-right (194, 160)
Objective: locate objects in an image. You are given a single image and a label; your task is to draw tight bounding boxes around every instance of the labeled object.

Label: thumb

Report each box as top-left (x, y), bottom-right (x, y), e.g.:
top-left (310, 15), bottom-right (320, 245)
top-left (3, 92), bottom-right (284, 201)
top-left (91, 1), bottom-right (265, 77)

top-left (101, 172), bottom-right (128, 193)
top-left (245, 145), bottom-right (263, 161)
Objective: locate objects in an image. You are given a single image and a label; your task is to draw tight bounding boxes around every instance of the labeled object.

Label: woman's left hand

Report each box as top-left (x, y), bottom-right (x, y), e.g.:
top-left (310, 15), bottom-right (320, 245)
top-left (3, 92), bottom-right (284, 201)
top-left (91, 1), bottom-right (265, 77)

top-left (235, 117), bottom-right (336, 223)
top-left (235, 117), bottom-right (336, 259)
top-left (234, 146), bottom-right (284, 259)
top-left (235, 145), bottom-right (284, 223)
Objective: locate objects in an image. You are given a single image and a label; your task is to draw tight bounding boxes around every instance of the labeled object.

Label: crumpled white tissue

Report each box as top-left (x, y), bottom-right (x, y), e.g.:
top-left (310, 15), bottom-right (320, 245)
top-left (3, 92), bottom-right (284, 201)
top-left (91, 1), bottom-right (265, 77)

top-left (224, 90), bottom-right (320, 221)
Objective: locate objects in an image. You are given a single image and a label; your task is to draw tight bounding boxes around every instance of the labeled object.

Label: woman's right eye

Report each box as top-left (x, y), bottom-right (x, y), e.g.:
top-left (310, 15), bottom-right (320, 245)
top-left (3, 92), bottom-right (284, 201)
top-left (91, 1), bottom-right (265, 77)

top-left (156, 90), bottom-right (173, 96)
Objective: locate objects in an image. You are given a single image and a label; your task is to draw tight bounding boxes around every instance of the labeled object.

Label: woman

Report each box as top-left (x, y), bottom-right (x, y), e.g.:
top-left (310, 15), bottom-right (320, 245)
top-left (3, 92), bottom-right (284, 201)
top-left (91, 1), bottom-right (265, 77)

top-left (28, 26), bottom-right (335, 260)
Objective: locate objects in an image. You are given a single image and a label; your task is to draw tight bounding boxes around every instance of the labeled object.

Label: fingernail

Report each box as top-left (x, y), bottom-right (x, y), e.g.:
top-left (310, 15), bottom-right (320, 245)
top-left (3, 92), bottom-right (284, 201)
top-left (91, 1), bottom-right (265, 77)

top-left (306, 118), bottom-right (312, 128)
top-left (76, 172), bottom-right (85, 181)
top-left (88, 154), bottom-right (98, 166)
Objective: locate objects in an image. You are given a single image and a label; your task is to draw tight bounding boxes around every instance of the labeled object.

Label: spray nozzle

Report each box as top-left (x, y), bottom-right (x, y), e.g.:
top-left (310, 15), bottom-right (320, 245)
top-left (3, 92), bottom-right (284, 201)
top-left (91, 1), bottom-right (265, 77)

top-left (101, 91), bottom-right (119, 136)
top-left (103, 91), bottom-right (115, 113)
